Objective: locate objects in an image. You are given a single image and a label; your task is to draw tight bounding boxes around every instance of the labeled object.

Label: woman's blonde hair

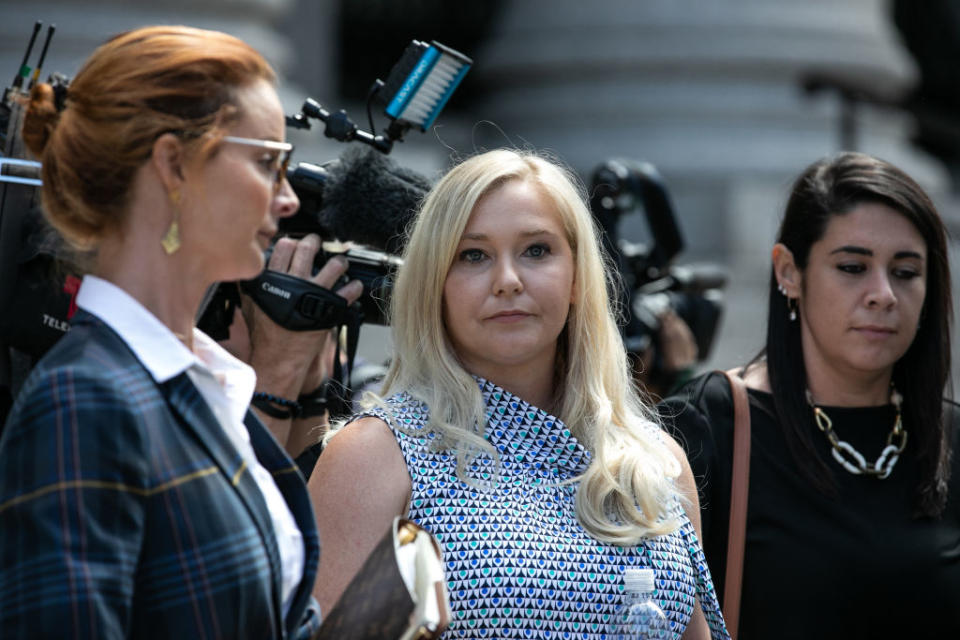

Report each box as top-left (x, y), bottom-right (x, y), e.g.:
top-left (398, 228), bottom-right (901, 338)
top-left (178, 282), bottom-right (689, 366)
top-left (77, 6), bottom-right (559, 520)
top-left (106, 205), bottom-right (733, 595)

top-left (365, 148), bottom-right (681, 544)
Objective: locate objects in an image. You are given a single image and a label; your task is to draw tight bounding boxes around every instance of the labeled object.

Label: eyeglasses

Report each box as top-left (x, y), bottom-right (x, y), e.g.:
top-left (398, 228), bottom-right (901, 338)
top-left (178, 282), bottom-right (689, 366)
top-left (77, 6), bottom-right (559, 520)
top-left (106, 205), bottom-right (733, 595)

top-left (222, 135), bottom-right (294, 191)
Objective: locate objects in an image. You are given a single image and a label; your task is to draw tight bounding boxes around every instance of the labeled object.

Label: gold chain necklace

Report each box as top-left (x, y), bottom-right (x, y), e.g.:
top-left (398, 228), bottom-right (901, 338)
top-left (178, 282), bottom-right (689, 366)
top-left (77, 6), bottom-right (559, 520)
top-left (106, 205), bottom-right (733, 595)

top-left (805, 386), bottom-right (907, 479)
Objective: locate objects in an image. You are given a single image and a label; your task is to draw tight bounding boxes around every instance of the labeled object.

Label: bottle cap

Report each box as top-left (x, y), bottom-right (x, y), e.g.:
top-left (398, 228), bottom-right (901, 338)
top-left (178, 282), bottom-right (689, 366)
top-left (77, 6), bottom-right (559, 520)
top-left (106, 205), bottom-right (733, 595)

top-left (624, 568), bottom-right (655, 593)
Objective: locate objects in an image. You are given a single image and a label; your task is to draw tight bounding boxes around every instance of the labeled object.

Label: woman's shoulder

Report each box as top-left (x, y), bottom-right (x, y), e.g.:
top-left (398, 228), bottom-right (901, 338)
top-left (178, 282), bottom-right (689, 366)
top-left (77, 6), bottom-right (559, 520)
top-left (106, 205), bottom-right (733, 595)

top-left (24, 311), bottom-right (152, 394)
top-left (329, 414), bottom-right (404, 457)
top-left (659, 370), bottom-right (738, 417)
top-left (16, 319), bottom-right (152, 411)
top-left (311, 413), bottom-right (411, 510)
top-left (351, 391), bottom-right (431, 434)
top-left (3, 320), bottom-right (154, 475)
top-left (656, 370), bottom-right (754, 459)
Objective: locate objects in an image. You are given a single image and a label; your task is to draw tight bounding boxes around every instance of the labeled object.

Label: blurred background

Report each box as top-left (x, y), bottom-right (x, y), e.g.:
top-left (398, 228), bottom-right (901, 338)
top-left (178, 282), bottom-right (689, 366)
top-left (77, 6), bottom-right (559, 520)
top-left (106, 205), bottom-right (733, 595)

top-left (2, 0), bottom-right (958, 393)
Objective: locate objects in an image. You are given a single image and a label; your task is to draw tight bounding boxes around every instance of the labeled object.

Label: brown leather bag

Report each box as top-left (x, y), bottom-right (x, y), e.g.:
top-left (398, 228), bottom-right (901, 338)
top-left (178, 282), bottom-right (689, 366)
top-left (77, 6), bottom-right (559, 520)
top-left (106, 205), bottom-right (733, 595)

top-left (314, 517), bottom-right (451, 640)
top-left (720, 370), bottom-right (751, 640)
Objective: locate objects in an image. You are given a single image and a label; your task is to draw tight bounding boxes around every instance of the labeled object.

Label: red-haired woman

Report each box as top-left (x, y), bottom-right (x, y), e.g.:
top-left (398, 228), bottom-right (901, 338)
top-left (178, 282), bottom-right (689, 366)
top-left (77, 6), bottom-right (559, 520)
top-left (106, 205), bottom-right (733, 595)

top-left (0, 26), bottom-right (341, 639)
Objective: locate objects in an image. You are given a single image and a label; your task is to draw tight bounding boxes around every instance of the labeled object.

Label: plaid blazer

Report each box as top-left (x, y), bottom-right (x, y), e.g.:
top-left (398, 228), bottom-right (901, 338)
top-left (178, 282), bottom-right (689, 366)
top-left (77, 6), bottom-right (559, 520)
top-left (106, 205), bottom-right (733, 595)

top-left (0, 310), bottom-right (320, 639)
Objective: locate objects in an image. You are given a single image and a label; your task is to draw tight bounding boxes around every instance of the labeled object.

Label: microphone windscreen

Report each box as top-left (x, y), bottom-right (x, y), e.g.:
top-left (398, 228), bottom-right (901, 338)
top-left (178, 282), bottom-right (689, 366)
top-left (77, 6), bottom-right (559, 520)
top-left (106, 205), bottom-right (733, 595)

top-left (319, 147), bottom-right (432, 254)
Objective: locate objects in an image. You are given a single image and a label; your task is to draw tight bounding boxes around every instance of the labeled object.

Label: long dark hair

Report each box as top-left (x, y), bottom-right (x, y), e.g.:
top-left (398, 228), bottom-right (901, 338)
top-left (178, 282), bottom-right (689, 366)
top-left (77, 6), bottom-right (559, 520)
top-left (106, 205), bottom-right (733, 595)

top-left (756, 152), bottom-right (953, 517)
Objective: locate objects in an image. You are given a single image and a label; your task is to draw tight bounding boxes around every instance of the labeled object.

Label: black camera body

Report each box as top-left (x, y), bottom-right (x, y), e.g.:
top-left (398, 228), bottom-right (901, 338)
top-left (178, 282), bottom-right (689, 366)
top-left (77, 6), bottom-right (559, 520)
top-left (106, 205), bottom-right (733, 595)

top-left (1, 23), bottom-right (74, 427)
top-left (200, 38), bottom-right (470, 339)
top-left (628, 263), bottom-right (727, 359)
top-left (212, 145), bottom-right (429, 338)
top-left (312, 245), bottom-right (400, 326)
top-left (589, 158), bottom-right (726, 374)
top-left (273, 157), bottom-right (414, 327)
top-left (234, 243), bottom-right (401, 331)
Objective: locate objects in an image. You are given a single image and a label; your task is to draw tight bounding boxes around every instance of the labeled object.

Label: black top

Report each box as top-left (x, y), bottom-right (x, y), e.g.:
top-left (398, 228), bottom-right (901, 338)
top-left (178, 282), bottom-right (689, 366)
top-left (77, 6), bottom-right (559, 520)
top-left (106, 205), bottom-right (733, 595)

top-left (659, 371), bottom-right (960, 639)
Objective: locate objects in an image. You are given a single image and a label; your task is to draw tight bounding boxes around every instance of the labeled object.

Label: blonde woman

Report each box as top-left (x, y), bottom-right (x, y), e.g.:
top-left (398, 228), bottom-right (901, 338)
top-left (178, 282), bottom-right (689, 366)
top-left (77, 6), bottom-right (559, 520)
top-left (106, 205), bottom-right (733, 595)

top-left (308, 149), bottom-right (729, 638)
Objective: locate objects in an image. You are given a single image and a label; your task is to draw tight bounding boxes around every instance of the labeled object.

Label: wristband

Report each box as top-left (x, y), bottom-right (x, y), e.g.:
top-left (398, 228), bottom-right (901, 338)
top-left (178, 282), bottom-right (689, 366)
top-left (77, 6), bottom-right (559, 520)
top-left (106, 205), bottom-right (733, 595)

top-left (251, 391), bottom-right (303, 419)
top-left (297, 381), bottom-right (330, 419)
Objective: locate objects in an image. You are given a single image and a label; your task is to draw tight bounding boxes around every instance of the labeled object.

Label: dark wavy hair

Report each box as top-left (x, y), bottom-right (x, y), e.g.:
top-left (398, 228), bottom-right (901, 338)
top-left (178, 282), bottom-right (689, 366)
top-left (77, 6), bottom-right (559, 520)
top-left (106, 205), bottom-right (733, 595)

top-left (753, 152), bottom-right (953, 517)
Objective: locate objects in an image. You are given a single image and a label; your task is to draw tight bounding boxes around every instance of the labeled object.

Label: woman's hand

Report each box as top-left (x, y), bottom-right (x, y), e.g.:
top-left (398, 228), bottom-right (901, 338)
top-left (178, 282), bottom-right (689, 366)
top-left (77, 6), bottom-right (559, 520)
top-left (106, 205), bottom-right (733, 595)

top-left (658, 309), bottom-right (698, 374)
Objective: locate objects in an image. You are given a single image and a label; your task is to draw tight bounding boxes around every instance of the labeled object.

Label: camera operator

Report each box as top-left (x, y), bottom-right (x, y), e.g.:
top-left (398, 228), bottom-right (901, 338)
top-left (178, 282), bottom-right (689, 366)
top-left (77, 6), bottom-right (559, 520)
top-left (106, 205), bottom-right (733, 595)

top-left (589, 158), bottom-right (725, 401)
top-left (219, 232), bottom-right (362, 459)
top-left (630, 307), bottom-right (700, 399)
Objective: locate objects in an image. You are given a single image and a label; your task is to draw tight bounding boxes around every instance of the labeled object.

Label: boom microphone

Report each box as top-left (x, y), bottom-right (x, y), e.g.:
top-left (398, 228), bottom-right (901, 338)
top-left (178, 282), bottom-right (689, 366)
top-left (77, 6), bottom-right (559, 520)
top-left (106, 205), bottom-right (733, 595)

top-left (235, 146), bottom-right (434, 330)
top-left (284, 146), bottom-right (432, 255)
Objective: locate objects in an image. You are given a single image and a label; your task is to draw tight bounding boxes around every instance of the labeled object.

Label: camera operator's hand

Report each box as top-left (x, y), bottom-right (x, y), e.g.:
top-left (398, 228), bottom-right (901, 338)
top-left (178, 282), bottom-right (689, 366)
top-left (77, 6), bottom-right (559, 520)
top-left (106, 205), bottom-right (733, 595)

top-left (631, 309), bottom-right (699, 400)
top-left (243, 233), bottom-right (362, 454)
top-left (658, 309), bottom-right (698, 373)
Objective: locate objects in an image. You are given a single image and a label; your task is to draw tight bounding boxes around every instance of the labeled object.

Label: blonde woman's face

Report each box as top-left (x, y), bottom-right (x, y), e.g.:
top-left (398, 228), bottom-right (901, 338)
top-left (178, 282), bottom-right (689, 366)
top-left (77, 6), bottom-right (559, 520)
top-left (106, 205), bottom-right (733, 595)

top-left (442, 180), bottom-right (575, 382)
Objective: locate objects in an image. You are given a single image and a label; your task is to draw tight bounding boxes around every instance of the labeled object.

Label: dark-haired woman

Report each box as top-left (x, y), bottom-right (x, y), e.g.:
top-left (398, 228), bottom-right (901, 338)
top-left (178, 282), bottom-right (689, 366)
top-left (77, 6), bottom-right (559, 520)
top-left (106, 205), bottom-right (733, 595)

top-left (660, 152), bottom-right (959, 639)
top-left (0, 26), bottom-right (357, 639)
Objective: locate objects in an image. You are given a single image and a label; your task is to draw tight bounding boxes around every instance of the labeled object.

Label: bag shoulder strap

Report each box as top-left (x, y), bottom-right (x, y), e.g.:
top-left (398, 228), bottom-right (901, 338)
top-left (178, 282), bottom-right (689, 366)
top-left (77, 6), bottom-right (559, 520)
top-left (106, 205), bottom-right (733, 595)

top-left (719, 370), bottom-right (751, 640)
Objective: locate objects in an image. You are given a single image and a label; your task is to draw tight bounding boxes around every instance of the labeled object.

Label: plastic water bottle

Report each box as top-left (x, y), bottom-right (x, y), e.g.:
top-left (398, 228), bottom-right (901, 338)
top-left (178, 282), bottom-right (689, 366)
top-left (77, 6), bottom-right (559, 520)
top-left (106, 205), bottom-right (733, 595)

top-left (616, 568), bottom-right (669, 639)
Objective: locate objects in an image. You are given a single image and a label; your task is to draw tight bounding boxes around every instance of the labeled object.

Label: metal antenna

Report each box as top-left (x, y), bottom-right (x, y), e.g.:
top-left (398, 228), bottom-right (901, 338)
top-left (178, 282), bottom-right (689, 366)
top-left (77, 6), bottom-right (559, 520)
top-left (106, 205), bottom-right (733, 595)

top-left (12, 21), bottom-right (42, 90)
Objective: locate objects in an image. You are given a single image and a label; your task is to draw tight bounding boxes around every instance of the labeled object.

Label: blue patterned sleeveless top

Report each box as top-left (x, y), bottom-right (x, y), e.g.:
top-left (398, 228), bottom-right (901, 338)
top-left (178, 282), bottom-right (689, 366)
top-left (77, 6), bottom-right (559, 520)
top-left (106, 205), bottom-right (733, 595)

top-left (362, 378), bottom-right (729, 639)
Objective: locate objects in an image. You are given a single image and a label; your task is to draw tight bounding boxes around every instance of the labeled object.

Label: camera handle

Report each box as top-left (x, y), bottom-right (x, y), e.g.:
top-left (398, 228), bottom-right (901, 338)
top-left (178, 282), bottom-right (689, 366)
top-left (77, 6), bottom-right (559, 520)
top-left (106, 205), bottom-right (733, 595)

top-left (240, 270), bottom-right (364, 419)
top-left (241, 270), bottom-right (362, 331)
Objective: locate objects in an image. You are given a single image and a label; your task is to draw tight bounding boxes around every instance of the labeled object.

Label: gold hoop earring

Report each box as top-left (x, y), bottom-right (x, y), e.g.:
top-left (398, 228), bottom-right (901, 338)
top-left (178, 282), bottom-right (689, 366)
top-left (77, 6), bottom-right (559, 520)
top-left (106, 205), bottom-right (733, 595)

top-left (161, 190), bottom-right (181, 255)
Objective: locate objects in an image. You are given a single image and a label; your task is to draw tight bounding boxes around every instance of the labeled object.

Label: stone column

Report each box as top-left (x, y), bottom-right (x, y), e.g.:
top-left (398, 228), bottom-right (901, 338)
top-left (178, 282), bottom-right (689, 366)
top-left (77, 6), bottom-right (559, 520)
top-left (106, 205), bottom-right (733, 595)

top-left (461, 0), bottom-right (957, 378)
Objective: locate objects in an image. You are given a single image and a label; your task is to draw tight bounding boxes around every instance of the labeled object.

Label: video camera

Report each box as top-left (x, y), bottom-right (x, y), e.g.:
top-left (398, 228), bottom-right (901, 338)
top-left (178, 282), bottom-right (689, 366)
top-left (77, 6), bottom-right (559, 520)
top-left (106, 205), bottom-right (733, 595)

top-left (198, 40), bottom-right (471, 422)
top-left (0, 22), bottom-right (76, 426)
top-left (199, 39), bottom-right (470, 337)
top-left (589, 159), bottom-right (726, 385)
top-left (0, 26), bottom-right (471, 429)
